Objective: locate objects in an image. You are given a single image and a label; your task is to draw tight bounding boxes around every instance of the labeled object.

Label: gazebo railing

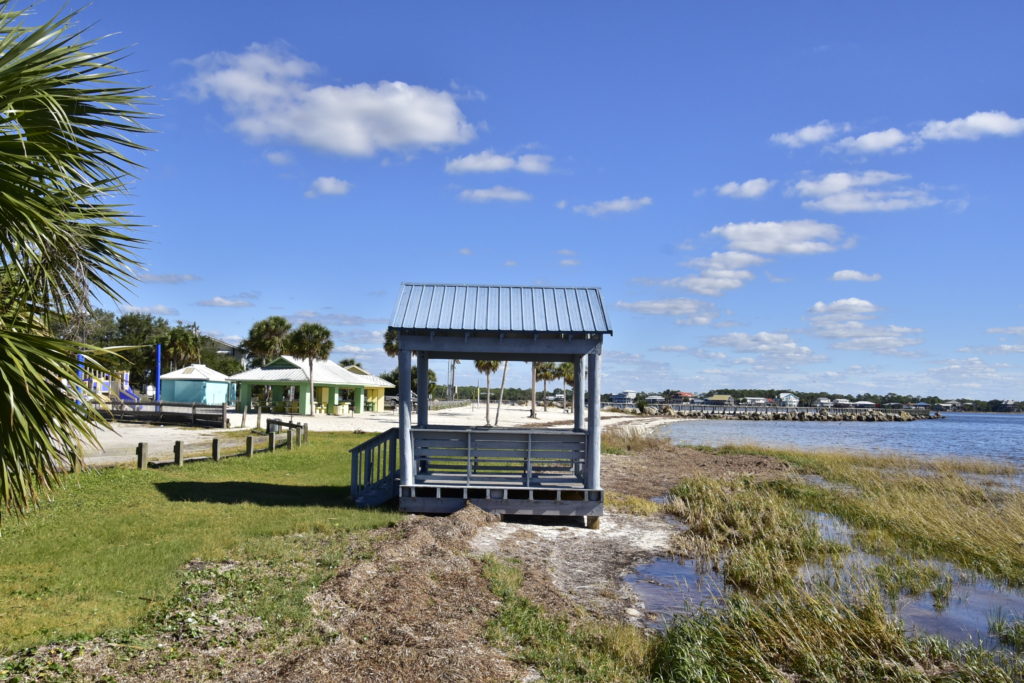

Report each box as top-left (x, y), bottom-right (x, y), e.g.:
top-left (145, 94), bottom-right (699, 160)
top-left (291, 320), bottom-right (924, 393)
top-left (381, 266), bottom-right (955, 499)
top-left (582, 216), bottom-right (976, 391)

top-left (351, 428), bottom-right (400, 506)
top-left (411, 427), bottom-right (587, 488)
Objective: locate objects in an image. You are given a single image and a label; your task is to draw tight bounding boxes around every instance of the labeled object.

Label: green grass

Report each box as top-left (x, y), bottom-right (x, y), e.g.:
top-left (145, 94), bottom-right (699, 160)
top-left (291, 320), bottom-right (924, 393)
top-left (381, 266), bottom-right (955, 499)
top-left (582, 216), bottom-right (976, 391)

top-left (0, 432), bottom-right (400, 651)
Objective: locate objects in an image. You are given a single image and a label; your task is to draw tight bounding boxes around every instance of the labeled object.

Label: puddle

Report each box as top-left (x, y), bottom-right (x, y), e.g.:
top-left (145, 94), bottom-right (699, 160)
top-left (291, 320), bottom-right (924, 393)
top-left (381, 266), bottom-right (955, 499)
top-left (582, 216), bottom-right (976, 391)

top-left (807, 510), bottom-right (854, 545)
top-left (624, 557), bottom-right (723, 629)
top-left (802, 474), bottom-right (858, 494)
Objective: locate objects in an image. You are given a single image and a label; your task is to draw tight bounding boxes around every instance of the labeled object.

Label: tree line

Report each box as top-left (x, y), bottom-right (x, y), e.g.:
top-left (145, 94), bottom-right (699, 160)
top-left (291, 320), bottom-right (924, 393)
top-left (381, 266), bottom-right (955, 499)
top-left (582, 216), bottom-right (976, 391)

top-left (624, 387), bottom-right (1020, 411)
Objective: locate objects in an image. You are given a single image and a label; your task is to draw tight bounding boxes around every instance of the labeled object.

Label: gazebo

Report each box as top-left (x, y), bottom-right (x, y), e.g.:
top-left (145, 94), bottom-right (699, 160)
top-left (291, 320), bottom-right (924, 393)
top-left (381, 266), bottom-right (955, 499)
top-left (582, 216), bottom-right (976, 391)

top-left (351, 283), bottom-right (611, 526)
top-left (230, 356), bottom-right (393, 415)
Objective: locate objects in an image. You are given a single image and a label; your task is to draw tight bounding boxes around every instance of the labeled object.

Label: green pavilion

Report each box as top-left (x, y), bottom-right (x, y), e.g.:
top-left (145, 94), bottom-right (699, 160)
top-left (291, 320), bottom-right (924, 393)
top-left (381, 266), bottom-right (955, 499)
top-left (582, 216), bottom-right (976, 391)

top-left (230, 356), bottom-right (393, 415)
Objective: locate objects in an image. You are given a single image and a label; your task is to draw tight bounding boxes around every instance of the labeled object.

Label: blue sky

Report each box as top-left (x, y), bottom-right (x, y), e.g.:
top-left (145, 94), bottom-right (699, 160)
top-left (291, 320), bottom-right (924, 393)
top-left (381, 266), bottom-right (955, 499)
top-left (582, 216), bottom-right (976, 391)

top-left (63, 0), bottom-right (1024, 397)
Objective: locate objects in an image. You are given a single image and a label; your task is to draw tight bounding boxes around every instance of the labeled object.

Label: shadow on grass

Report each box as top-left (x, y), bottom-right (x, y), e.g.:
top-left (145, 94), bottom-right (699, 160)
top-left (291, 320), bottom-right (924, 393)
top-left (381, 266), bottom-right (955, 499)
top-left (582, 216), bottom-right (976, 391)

top-left (155, 481), bottom-right (355, 508)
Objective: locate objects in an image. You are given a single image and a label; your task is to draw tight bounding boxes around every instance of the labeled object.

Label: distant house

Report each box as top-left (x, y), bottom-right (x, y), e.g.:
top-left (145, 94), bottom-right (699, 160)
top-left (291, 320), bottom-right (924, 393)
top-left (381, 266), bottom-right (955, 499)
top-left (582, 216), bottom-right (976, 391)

top-left (853, 400), bottom-right (876, 408)
top-left (742, 396), bottom-right (769, 405)
top-left (883, 402), bottom-right (904, 408)
top-left (706, 394), bottom-right (734, 405)
top-left (814, 397), bottom-right (832, 407)
top-left (833, 398), bottom-right (852, 407)
top-left (912, 401), bottom-right (932, 408)
top-left (611, 391), bottom-right (637, 404)
top-left (204, 334), bottom-right (248, 368)
top-left (671, 391), bottom-right (695, 402)
top-left (778, 392), bottom-right (799, 407)
top-left (160, 364), bottom-right (236, 405)
top-left (644, 394), bottom-right (665, 403)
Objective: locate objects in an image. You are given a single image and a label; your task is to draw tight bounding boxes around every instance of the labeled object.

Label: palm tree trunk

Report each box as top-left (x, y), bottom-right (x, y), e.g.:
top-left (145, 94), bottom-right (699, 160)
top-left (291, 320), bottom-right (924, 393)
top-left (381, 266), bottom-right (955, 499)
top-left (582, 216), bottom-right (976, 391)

top-left (563, 377), bottom-right (568, 411)
top-left (485, 372), bottom-right (492, 425)
top-left (543, 378), bottom-right (548, 412)
top-left (529, 363), bottom-right (537, 419)
top-left (494, 361), bottom-right (508, 426)
top-left (309, 358), bottom-right (315, 416)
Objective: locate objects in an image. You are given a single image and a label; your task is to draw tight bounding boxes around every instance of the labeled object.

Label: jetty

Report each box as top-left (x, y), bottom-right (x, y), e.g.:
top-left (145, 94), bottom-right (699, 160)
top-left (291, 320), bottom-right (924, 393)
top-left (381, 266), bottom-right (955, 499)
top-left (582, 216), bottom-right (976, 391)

top-left (604, 403), bottom-right (938, 422)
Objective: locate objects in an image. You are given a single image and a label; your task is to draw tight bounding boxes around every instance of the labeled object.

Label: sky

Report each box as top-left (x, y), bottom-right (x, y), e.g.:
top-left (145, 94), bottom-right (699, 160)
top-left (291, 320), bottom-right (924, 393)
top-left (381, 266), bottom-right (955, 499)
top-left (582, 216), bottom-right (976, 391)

top-left (52, 0), bottom-right (1024, 398)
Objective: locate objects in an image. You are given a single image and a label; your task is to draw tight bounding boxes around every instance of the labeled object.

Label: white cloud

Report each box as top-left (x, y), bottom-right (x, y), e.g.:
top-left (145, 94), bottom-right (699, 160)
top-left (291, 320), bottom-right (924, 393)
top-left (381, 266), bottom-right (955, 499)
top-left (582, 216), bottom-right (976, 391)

top-left (458, 248), bottom-right (472, 255)
top-left (688, 251), bottom-right (766, 270)
top-left (123, 304), bottom-right (178, 316)
top-left (835, 128), bottom-right (912, 153)
top-left (188, 43), bottom-right (474, 157)
top-left (555, 200), bottom-right (568, 210)
top-left (504, 260), bottom-right (518, 267)
top-left (445, 150), bottom-right (552, 174)
top-left (557, 249), bottom-right (576, 256)
top-left (810, 297), bottom-right (879, 317)
top-left (988, 327), bottom-right (1024, 335)
top-left (709, 220), bottom-right (843, 254)
top-left (560, 259), bottom-right (579, 266)
top-left (616, 297), bottom-right (716, 325)
top-left (919, 110), bottom-right (1024, 141)
top-left (572, 195), bottom-right (651, 216)
top-left (770, 120), bottom-right (842, 148)
top-left (677, 251), bottom-right (765, 296)
top-left (808, 298), bottom-right (921, 355)
top-left (198, 296), bottom-right (254, 308)
top-left (334, 344), bottom-right (365, 354)
top-left (305, 176), bottom-right (351, 198)
top-left (707, 331), bottom-right (819, 362)
top-left (716, 177), bottom-right (775, 198)
top-left (138, 273), bottom-right (199, 284)
top-left (653, 345), bottom-right (689, 352)
top-left (459, 185), bottom-right (531, 202)
top-left (832, 269), bottom-right (882, 282)
top-left (793, 171), bottom-right (937, 213)
top-left (264, 151), bottom-right (291, 165)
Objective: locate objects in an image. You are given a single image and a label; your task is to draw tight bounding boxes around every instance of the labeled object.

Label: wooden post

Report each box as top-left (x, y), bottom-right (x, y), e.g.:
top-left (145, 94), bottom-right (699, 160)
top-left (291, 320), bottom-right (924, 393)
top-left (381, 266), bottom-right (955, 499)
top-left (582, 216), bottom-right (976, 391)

top-left (286, 427), bottom-right (293, 450)
top-left (241, 405), bottom-right (248, 428)
top-left (268, 433), bottom-right (276, 453)
top-left (136, 442), bottom-right (148, 470)
top-left (256, 406), bottom-right (262, 430)
top-left (174, 440), bottom-right (183, 466)
top-left (303, 422), bottom-right (310, 445)
top-left (245, 436), bottom-right (254, 456)
top-left (212, 438), bottom-right (220, 461)
top-left (221, 403), bottom-right (228, 428)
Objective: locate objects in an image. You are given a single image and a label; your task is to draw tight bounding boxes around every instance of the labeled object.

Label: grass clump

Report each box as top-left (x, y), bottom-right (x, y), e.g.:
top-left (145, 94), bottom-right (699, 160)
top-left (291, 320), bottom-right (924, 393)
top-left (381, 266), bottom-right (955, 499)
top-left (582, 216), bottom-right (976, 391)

top-left (482, 556), bottom-right (650, 682)
top-left (0, 432), bottom-right (400, 651)
top-left (990, 614), bottom-right (1024, 652)
top-left (602, 426), bottom-right (670, 455)
top-left (605, 492), bottom-right (662, 516)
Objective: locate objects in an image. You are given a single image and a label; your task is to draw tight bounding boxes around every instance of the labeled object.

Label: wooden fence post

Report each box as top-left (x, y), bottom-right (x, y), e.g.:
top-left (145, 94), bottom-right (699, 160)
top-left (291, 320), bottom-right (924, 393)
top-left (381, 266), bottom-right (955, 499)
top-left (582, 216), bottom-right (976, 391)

top-left (212, 438), bottom-right (220, 462)
top-left (286, 427), bottom-right (293, 450)
top-left (268, 433), bottom-right (276, 453)
top-left (174, 441), bottom-right (183, 466)
top-left (245, 436), bottom-right (254, 457)
top-left (241, 405), bottom-right (248, 428)
top-left (256, 406), bottom-right (262, 430)
top-left (136, 442), bottom-right (148, 470)
top-left (221, 403), bottom-right (227, 428)
top-left (304, 423), bottom-right (310, 444)
top-left (191, 403), bottom-right (197, 426)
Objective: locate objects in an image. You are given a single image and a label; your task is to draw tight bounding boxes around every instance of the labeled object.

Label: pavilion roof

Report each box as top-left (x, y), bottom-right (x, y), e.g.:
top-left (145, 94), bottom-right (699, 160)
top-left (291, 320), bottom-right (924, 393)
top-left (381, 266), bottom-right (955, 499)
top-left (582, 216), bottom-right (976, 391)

top-left (160, 364), bottom-right (231, 382)
top-left (390, 283), bottom-right (611, 335)
top-left (230, 356), bottom-right (394, 388)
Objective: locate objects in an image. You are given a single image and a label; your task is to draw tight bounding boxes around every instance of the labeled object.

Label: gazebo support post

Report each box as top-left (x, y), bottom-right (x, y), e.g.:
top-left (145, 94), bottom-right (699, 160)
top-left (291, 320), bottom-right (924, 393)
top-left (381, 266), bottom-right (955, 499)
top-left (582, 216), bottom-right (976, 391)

top-left (399, 348), bottom-right (414, 486)
top-left (586, 350), bottom-right (601, 489)
top-left (573, 357), bottom-right (585, 431)
top-left (417, 353), bottom-right (429, 427)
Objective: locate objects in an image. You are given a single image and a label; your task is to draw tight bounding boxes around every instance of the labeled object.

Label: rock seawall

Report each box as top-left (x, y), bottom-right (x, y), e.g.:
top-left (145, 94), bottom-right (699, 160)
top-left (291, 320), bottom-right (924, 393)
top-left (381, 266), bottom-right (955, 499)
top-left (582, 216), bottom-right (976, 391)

top-left (619, 406), bottom-right (938, 422)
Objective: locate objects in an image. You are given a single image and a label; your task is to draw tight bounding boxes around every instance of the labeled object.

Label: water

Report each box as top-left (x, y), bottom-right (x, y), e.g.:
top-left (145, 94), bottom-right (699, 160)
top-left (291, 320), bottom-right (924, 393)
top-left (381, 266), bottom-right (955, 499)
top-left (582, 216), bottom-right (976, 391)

top-left (662, 412), bottom-right (1024, 464)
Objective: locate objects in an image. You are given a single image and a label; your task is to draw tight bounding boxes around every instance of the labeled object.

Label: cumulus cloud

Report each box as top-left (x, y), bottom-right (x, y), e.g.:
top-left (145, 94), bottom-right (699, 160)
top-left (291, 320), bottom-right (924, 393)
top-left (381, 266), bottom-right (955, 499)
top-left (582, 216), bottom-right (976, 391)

top-left (707, 331), bottom-right (819, 362)
top-left (808, 297), bottom-right (921, 354)
top-left (919, 110), bottom-right (1024, 141)
top-left (123, 304), bottom-right (178, 316)
top-left (198, 296), bottom-right (254, 308)
top-left (560, 259), bottom-right (579, 266)
top-left (458, 247), bottom-right (472, 255)
top-left (573, 195), bottom-right (651, 216)
top-left (832, 269), bottom-right (882, 282)
top-left (675, 251), bottom-right (765, 296)
top-left (445, 150), bottom-right (552, 174)
top-left (188, 43), bottom-right (474, 156)
top-left (770, 120), bottom-right (842, 148)
top-left (504, 260), bottom-right (518, 267)
top-left (793, 171), bottom-right (937, 213)
top-left (709, 220), bottom-right (843, 255)
top-left (716, 177), bottom-right (775, 198)
top-left (616, 297), bottom-right (716, 325)
top-left (304, 176), bottom-right (351, 198)
top-left (835, 128), bottom-right (912, 153)
top-left (138, 273), bottom-right (199, 284)
top-left (264, 151), bottom-right (291, 165)
top-left (459, 185), bottom-right (531, 202)
top-left (289, 310), bottom-right (388, 326)
top-left (988, 327), bottom-right (1024, 335)
top-left (653, 345), bottom-right (689, 352)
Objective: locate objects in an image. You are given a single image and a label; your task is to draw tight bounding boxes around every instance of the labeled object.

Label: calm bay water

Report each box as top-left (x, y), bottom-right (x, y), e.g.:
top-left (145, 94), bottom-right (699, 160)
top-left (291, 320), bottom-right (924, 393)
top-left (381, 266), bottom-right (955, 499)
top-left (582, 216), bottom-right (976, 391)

top-left (662, 412), bottom-right (1024, 464)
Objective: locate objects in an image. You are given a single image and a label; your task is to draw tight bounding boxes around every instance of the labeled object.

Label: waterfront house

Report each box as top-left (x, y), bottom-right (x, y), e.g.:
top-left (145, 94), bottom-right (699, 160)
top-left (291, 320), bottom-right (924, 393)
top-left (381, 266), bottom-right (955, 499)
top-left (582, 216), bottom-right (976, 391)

top-left (778, 392), bottom-right (799, 407)
top-left (853, 400), bottom-right (876, 408)
top-left (706, 394), bottom-right (734, 405)
top-left (611, 391), bottom-right (637, 404)
top-left (834, 398), bottom-right (852, 407)
top-left (814, 397), bottom-right (833, 407)
top-left (742, 396), bottom-right (769, 406)
top-left (159, 364), bottom-right (235, 405)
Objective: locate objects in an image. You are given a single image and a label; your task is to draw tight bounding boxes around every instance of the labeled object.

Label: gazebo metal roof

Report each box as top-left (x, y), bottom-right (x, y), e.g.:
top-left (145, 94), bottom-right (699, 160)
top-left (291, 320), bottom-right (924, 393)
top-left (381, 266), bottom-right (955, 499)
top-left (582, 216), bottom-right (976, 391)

top-left (230, 356), bottom-right (394, 388)
top-left (390, 283), bottom-right (611, 335)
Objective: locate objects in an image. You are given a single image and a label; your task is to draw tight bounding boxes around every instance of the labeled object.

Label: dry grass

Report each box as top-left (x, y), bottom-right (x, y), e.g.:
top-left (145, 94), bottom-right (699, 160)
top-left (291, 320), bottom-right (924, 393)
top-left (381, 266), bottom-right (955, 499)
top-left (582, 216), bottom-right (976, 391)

top-left (604, 491), bottom-right (662, 516)
top-left (601, 425), bottom-right (671, 455)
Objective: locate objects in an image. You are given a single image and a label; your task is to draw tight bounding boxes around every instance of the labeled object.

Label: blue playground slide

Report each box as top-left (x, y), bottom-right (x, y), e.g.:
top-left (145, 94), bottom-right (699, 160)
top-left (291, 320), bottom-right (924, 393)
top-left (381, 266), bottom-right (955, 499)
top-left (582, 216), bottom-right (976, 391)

top-left (119, 387), bottom-right (141, 403)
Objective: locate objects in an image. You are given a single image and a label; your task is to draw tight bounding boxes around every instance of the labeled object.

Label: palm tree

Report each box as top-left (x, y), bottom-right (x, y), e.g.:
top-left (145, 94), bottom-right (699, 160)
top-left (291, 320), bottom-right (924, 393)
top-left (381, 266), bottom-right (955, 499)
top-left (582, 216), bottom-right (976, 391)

top-left (242, 316), bottom-right (291, 367)
top-left (529, 362), bottom-right (538, 419)
top-left (493, 361), bottom-right (509, 426)
top-left (474, 360), bottom-right (501, 425)
top-left (285, 323), bottom-right (333, 416)
top-left (558, 361), bottom-right (575, 411)
top-left (383, 328), bottom-right (399, 358)
top-left (0, 4), bottom-right (149, 515)
top-left (535, 362), bottom-right (558, 412)
top-left (164, 323), bottom-right (202, 370)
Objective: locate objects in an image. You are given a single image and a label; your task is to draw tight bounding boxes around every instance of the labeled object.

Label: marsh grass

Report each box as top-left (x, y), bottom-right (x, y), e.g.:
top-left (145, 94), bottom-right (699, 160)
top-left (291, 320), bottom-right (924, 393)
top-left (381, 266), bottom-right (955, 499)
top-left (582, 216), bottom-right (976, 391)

top-left (602, 426), bottom-right (671, 455)
top-left (989, 613), bottom-right (1024, 652)
top-left (0, 432), bottom-right (400, 651)
top-left (605, 492), bottom-right (662, 516)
